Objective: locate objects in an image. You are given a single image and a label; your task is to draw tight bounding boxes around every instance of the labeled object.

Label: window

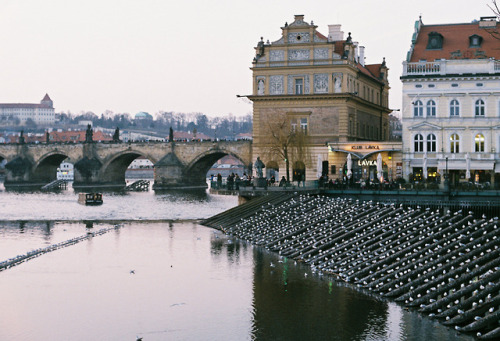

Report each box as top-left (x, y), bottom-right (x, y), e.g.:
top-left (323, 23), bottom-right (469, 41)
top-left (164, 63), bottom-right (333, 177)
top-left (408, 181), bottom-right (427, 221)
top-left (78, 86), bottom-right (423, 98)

top-left (300, 118), bottom-right (308, 134)
top-left (450, 134), bottom-right (460, 153)
top-left (426, 100), bottom-right (436, 117)
top-left (414, 134), bottom-right (424, 152)
top-left (475, 99), bottom-right (485, 116)
top-left (475, 133), bottom-right (485, 152)
top-left (426, 32), bottom-right (443, 49)
top-left (427, 134), bottom-right (436, 152)
top-left (469, 34), bottom-right (483, 48)
top-left (413, 100), bottom-right (423, 117)
top-left (450, 99), bottom-right (460, 117)
top-left (294, 78), bottom-right (303, 94)
top-left (289, 115), bottom-right (309, 135)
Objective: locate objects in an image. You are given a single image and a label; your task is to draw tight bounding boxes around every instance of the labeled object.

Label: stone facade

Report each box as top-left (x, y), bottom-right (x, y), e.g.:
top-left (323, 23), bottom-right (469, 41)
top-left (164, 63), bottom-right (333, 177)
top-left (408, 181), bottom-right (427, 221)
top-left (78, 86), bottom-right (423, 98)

top-left (248, 15), bottom-right (391, 182)
top-left (0, 141), bottom-right (252, 189)
top-left (401, 17), bottom-right (500, 187)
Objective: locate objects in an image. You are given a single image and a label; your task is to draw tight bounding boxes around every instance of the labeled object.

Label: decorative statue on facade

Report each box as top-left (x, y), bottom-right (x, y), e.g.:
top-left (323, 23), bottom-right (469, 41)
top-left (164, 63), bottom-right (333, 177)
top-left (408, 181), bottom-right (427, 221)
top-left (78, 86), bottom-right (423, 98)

top-left (333, 73), bottom-right (342, 93)
top-left (112, 127), bottom-right (120, 142)
top-left (254, 157), bottom-right (265, 178)
top-left (85, 124), bottom-right (93, 143)
top-left (257, 79), bottom-right (265, 95)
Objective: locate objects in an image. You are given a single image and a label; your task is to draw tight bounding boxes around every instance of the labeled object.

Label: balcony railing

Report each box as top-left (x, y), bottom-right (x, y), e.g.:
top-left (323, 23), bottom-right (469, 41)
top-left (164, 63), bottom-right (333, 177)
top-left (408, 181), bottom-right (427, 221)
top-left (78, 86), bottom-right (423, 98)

top-left (405, 61), bottom-right (441, 75)
top-left (403, 59), bottom-right (500, 76)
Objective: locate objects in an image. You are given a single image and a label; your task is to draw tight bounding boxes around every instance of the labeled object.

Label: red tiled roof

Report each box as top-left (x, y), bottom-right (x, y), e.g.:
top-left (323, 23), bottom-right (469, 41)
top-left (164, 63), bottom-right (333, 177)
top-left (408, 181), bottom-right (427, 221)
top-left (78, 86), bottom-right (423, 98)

top-left (356, 63), bottom-right (385, 83)
top-left (315, 31), bottom-right (328, 40)
top-left (0, 103), bottom-right (42, 109)
top-left (0, 94), bottom-right (53, 109)
top-left (49, 130), bottom-right (112, 142)
top-left (409, 22), bottom-right (500, 62)
top-left (364, 64), bottom-right (383, 78)
top-left (333, 41), bottom-right (345, 55)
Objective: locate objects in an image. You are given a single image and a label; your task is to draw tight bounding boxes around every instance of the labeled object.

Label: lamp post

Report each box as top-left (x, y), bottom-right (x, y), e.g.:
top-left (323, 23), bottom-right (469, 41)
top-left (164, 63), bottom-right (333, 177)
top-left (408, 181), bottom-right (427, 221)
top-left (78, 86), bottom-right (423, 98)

top-left (444, 156), bottom-right (449, 193)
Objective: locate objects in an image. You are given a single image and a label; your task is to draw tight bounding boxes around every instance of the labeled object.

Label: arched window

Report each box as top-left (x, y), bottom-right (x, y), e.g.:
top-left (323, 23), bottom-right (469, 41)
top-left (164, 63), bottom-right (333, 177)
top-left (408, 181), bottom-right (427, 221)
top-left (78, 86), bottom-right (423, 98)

top-left (450, 134), bottom-right (460, 153)
top-left (475, 99), bottom-right (485, 116)
top-left (426, 100), bottom-right (436, 117)
top-left (427, 134), bottom-right (437, 152)
top-left (450, 99), bottom-right (460, 117)
top-left (475, 133), bottom-right (485, 152)
top-left (414, 134), bottom-right (424, 152)
top-left (413, 100), bottom-right (423, 117)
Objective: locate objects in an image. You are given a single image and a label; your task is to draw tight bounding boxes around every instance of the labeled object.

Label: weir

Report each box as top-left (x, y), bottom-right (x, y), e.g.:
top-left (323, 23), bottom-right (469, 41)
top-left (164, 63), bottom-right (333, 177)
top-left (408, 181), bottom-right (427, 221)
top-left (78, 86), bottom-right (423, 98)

top-left (202, 194), bottom-right (500, 339)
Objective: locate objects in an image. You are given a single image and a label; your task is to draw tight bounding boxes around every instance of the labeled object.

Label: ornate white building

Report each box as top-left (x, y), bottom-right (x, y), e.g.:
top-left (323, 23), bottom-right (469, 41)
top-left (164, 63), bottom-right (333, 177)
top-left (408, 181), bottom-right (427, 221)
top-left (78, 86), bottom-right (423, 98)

top-left (401, 16), bottom-right (500, 188)
top-left (0, 94), bottom-right (55, 125)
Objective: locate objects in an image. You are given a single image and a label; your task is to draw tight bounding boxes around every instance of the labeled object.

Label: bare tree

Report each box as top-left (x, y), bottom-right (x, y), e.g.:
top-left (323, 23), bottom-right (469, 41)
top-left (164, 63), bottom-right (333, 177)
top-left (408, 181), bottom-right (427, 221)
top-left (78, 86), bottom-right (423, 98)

top-left (489, 0), bottom-right (500, 18)
top-left (487, 0), bottom-right (500, 40)
top-left (260, 111), bottom-right (309, 182)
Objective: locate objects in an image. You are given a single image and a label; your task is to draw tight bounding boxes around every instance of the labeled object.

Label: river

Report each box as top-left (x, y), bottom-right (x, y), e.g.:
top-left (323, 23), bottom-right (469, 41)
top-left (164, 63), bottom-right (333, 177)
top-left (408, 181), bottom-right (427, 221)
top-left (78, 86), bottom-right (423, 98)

top-left (0, 182), bottom-right (473, 340)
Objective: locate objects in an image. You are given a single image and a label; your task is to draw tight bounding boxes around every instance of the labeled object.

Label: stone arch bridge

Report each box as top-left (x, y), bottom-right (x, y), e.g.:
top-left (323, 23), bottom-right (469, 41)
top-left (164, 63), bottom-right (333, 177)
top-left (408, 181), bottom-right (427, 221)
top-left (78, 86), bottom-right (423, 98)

top-left (0, 141), bottom-right (252, 190)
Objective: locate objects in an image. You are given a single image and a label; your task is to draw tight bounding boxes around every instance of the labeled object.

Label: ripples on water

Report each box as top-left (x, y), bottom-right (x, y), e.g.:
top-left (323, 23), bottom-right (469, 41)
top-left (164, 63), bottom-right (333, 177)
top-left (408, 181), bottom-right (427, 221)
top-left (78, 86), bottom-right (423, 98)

top-left (0, 186), bottom-right (237, 220)
top-left (0, 186), bottom-right (473, 341)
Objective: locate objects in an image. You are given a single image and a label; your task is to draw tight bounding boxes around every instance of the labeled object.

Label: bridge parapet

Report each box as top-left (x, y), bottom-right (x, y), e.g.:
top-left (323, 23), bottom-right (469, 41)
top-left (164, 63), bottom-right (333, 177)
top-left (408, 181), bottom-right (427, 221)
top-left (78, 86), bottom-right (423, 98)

top-left (0, 140), bottom-right (252, 190)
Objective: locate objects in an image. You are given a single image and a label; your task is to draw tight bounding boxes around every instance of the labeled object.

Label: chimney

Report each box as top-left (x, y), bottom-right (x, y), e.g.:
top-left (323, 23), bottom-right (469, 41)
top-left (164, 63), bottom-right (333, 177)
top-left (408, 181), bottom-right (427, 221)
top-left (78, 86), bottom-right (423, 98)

top-left (353, 42), bottom-right (359, 63)
top-left (359, 46), bottom-right (365, 66)
top-left (479, 16), bottom-right (497, 28)
top-left (328, 24), bottom-right (344, 42)
top-left (294, 14), bottom-right (305, 22)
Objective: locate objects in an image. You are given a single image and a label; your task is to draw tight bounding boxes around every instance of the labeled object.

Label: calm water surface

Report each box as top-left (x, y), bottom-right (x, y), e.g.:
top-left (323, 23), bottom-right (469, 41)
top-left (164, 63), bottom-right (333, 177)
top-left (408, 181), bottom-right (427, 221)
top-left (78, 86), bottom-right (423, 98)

top-left (0, 184), bottom-right (473, 340)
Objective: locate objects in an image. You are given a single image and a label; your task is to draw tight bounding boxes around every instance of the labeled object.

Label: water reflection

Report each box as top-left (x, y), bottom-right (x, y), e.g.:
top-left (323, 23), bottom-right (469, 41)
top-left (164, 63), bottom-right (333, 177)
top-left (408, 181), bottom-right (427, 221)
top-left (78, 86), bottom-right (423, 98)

top-left (250, 250), bottom-right (386, 340)
top-left (0, 187), bottom-right (474, 341)
top-left (154, 188), bottom-right (208, 201)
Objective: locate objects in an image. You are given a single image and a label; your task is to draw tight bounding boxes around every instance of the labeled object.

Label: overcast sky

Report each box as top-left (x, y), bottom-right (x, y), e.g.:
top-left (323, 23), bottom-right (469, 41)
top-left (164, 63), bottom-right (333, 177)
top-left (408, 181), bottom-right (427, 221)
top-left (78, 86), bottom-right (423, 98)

top-left (0, 0), bottom-right (493, 117)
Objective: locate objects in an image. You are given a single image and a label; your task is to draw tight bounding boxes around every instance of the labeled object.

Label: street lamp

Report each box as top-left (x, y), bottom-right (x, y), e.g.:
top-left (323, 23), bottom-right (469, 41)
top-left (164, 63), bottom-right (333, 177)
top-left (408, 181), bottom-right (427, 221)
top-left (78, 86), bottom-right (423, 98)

top-left (444, 156), bottom-right (449, 192)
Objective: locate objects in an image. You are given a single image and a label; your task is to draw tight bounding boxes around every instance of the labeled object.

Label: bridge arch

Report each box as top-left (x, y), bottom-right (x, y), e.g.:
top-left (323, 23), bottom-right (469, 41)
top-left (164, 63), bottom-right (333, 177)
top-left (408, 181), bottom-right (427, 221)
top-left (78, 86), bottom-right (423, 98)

top-left (32, 152), bottom-right (69, 182)
top-left (99, 150), bottom-right (159, 184)
top-left (184, 149), bottom-right (249, 186)
top-left (0, 154), bottom-right (7, 176)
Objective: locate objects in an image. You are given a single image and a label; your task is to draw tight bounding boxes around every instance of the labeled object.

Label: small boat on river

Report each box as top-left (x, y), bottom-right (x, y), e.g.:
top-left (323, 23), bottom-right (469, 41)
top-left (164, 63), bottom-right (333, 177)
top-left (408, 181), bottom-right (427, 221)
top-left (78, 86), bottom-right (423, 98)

top-left (78, 193), bottom-right (103, 206)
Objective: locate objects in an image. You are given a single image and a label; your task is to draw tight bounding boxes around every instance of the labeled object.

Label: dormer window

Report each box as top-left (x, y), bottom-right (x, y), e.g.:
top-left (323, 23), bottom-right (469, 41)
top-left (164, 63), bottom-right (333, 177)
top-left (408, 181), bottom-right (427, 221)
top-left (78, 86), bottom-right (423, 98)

top-left (469, 34), bottom-right (483, 48)
top-left (426, 32), bottom-right (443, 50)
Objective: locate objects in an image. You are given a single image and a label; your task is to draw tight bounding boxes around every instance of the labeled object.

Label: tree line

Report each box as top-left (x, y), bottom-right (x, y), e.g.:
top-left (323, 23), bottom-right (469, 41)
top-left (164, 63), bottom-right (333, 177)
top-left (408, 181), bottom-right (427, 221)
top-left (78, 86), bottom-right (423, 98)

top-left (8, 111), bottom-right (253, 140)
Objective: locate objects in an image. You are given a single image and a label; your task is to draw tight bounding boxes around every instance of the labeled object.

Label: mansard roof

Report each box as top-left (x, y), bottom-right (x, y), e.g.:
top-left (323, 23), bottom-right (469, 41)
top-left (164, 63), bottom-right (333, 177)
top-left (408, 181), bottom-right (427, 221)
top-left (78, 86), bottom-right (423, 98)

top-left (409, 19), bottom-right (500, 62)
